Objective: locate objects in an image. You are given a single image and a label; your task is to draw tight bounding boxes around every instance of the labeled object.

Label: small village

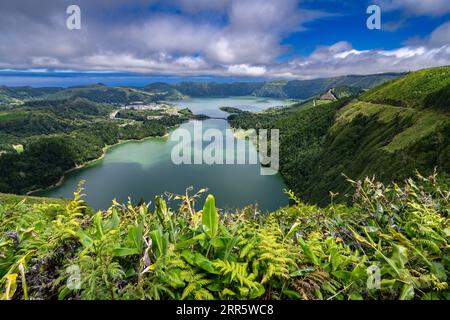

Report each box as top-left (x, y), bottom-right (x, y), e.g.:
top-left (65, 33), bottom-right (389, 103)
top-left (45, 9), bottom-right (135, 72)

top-left (110, 101), bottom-right (182, 120)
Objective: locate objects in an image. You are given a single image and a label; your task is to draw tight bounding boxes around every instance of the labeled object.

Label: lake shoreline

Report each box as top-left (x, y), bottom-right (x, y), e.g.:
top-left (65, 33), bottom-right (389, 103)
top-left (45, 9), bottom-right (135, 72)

top-left (27, 132), bottom-right (170, 197)
top-left (30, 97), bottom-right (291, 211)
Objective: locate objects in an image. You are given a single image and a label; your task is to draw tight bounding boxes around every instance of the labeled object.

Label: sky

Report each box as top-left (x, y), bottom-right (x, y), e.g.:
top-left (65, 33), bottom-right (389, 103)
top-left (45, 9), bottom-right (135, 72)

top-left (0, 0), bottom-right (449, 85)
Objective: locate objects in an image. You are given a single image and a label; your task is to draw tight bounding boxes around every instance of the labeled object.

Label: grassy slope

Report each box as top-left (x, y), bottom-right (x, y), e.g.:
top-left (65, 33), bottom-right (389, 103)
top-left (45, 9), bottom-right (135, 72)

top-left (0, 193), bottom-right (68, 205)
top-left (228, 66), bottom-right (450, 205)
top-left (302, 66), bottom-right (450, 204)
top-left (334, 101), bottom-right (447, 152)
top-left (360, 66), bottom-right (450, 108)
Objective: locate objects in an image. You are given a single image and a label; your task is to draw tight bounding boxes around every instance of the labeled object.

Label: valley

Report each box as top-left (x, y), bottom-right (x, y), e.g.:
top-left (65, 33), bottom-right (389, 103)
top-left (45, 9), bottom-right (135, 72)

top-left (0, 66), bottom-right (449, 301)
top-left (36, 97), bottom-right (290, 211)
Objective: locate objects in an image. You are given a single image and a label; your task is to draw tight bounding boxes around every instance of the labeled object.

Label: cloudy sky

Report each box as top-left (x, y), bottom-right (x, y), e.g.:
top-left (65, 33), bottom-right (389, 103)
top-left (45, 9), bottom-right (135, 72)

top-left (0, 0), bottom-right (449, 81)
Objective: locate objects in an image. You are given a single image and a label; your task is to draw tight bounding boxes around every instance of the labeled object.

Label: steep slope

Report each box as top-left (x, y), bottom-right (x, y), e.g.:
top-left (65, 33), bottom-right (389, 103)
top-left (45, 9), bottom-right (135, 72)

top-left (228, 66), bottom-right (450, 205)
top-left (281, 73), bottom-right (402, 99)
top-left (360, 66), bottom-right (450, 109)
top-left (251, 81), bottom-right (289, 98)
top-left (300, 67), bottom-right (450, 204)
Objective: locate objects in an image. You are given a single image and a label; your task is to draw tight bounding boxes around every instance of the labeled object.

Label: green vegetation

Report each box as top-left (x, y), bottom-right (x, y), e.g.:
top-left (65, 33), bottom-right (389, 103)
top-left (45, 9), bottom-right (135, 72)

top-left (0, 84), bottom-right (183, 106)
top-left (361, 66), bottom-right (450, 109)
top-left (1, 173), bottom-right (448, 300)
top-left (142, 82), bottom-right (187, 100)
top-left (168, 82), bottom-right (263, 98)
top-left (0, 98), bottom-right (193, 194)
top-left (279, 73), bottom-right (401, 99)
top-left (330, 86), bottom-right (362, 99)
top-left (143, 73), bottom-right (400, 100)
top-left (0, 66), bottom-right (448, 301)
top-left (0, 86), bottom-right (61, 105)
top-left (0, 193), bottom-right (68, 206)
top-left (252, 81), bottom-right (289, 98)
top-left (41, 84), bottom-right (170, 104)
top-left (0, 72), bottom-right (399, 108)
top-left (228, 67), bottom-right (450, 205)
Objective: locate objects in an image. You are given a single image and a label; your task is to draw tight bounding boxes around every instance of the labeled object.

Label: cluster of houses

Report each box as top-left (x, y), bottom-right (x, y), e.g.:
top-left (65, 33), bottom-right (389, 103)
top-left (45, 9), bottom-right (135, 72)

top-left (125, 101), bottom-right (166, 111)
top-left (111, 101), bottom-right (180, 120)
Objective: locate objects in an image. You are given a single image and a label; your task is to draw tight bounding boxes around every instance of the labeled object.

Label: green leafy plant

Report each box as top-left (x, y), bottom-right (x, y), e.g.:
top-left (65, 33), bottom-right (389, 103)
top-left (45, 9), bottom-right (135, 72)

top-left (0, 173), bottom-right (448, 300)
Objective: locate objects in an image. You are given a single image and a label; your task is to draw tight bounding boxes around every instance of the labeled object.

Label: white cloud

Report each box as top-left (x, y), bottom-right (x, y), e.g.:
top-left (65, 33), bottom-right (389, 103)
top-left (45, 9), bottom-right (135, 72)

top-left (376, 0), bottom-right (450, 16)
top-left (176, 0), bottom-right (230, 13)
top-left (0, 0), bottom-right (315, 68)
top-left (0, 0), bottom-right (448, 79)
top-left (271, 41), bottom-right (450, 79)
top-left (405, 21), bottom-right (450, 48)
top-left (227, 64), bottom-right (267, 76)
top-left (429, 21), bottom-right (450, 47)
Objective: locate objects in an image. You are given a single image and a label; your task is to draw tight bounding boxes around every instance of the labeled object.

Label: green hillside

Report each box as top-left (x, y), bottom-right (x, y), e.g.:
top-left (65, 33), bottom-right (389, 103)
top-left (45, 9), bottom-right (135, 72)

top-left (0, 84), bottom-right (181, 105)
top-left (331, 86), bottom-right (362, 99)
top-left (0, 73), bottom-right (400, 107)
top-left (252, 81), bottom-right (289, 98)
top-left (361, 66), bottom-right (450, 109)
top-left (0, 86), bottom-right (61, 105)
top-left (0, 193), bottom-right (68, 206)
top-left (42, 84), bottom-right (163, 104)
top-left (143, 82), bottom-right (186, 100)
top-left (0, 97), bottom-right (194, 194)
top-left (281, 73), bottom-right (401, 99)
top-left (159, 73), bottom-right (400, 99)
top-left (229, 66), bottom-right (450, 205)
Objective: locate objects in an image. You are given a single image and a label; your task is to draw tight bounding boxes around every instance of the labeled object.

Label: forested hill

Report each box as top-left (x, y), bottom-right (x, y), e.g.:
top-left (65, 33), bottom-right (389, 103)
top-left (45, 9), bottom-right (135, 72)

top-left (0, 72), bottom-right (401, 105)
top-left (228, 66), bottom-right (450, 205)
top-left (0, 97), bottom-right (195, 194)
top-left (0, 84), bottom-right (182, 105)
top-left (144, 72), bottom-right (402, 99)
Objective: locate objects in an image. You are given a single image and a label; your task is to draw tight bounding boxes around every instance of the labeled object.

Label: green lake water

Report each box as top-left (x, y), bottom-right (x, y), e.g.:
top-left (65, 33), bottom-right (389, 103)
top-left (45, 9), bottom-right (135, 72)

top-left (39, 97), bottom-right (290, 211)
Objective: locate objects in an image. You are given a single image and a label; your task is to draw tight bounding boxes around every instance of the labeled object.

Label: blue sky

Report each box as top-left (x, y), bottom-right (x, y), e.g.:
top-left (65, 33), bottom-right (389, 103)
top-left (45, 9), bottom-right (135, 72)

top-left (0, 0), bottom-right (449, 85)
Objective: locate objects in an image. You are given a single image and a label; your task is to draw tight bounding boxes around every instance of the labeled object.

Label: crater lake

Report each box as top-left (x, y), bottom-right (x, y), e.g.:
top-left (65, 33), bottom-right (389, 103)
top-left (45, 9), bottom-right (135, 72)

top-left (38, 97), bottom-right (292, 211)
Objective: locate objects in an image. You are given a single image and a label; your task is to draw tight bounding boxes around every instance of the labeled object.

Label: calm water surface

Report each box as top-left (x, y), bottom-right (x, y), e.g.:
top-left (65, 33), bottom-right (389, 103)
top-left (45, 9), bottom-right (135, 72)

top-left (39, 97), bottom-right (291, 211)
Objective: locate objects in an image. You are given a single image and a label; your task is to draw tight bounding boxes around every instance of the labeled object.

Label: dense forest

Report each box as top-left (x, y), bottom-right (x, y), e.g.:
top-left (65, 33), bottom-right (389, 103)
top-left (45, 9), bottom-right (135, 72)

top-left (0, 98), bottom-right (193, 194)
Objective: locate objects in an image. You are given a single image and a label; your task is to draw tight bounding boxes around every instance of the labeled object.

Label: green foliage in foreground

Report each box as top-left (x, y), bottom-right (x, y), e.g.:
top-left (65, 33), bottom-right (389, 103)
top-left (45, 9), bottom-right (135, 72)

top-left (1, 173), bottom-right (448, 300)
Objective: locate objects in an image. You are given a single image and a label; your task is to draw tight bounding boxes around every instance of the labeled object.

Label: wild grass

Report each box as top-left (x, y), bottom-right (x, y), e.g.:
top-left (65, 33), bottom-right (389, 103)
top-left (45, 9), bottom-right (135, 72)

top-left (334, 101), bottom-right (449, 152)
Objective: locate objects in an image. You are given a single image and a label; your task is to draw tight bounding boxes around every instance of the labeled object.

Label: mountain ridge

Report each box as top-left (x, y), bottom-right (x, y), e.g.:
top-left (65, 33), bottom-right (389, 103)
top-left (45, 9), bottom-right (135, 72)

top-left (0, 72), bottom-right (404, 105)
